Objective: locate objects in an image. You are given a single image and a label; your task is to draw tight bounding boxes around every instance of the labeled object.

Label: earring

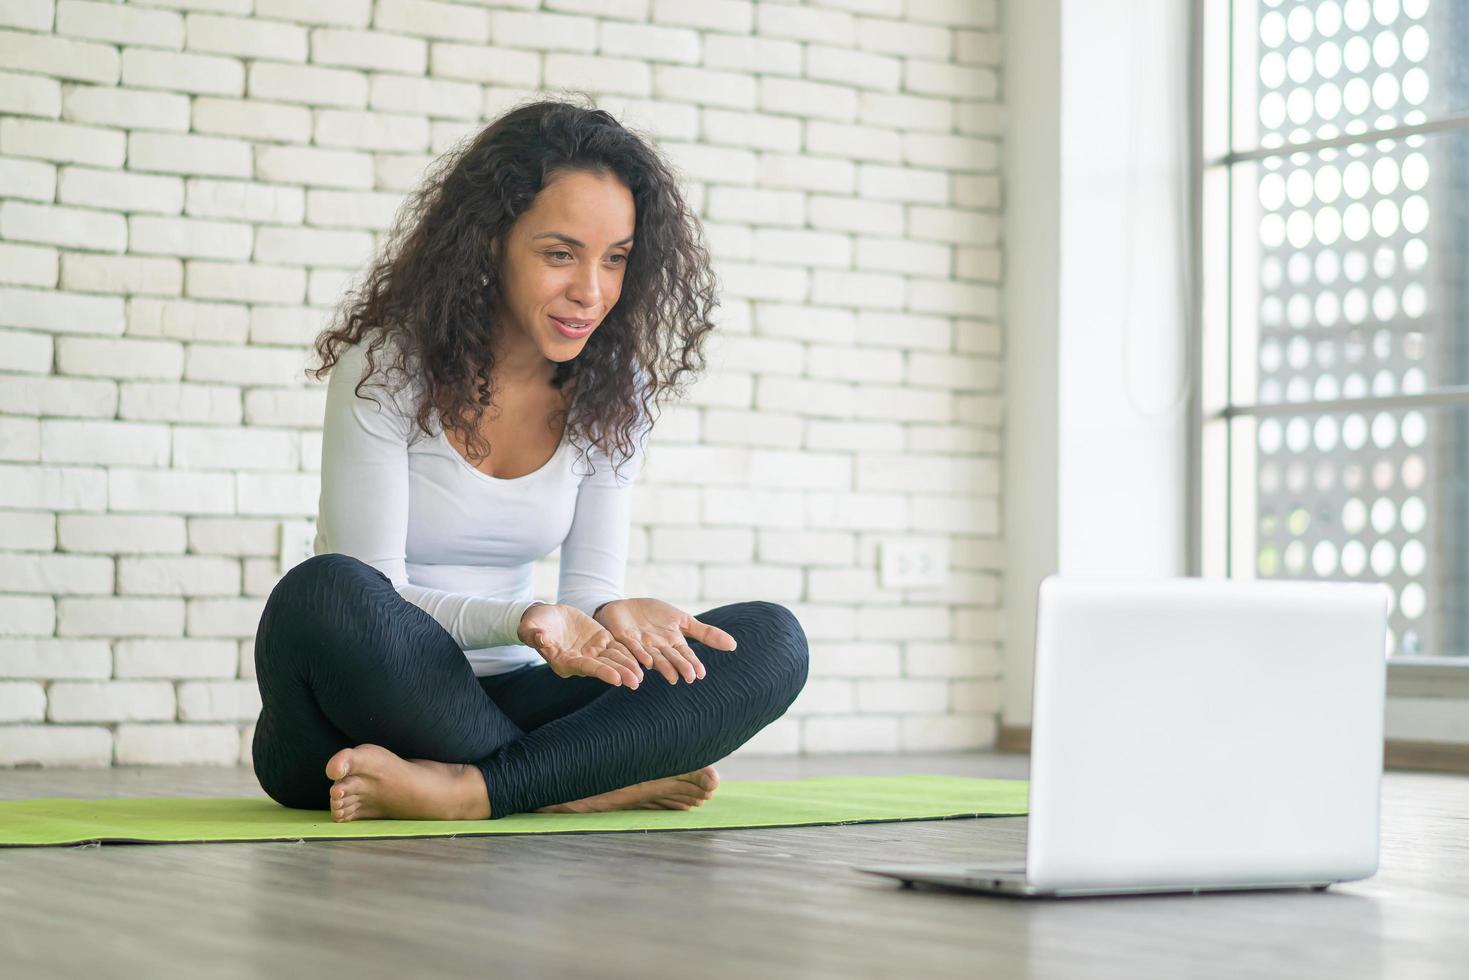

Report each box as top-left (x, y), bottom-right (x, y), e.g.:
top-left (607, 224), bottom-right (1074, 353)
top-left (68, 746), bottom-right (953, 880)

top-left (480, 274), bottom-right (489, 286)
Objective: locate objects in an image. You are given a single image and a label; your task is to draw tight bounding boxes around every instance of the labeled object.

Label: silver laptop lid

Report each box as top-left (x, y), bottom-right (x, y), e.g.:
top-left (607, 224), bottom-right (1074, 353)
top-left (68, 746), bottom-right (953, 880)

top-left (1026, 576), bottom-right (1390, 893)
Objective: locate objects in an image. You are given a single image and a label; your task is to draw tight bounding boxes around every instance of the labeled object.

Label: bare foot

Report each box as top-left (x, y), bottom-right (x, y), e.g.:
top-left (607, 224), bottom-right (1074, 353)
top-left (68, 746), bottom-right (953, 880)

top-left (324, 744), bottom-right (491, 822)
top-left (535, 765), bottom-right (721, 814)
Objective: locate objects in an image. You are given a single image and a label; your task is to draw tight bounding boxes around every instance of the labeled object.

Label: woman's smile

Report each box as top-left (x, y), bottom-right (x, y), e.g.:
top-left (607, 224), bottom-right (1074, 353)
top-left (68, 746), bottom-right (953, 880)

top-left (549, 315), bottom-right (595, 339)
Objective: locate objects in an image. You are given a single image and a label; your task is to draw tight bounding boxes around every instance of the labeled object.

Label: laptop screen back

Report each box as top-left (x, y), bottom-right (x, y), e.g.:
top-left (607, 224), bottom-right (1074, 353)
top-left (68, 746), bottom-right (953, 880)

top-left (1026, 576), bottom-right (1389, 892)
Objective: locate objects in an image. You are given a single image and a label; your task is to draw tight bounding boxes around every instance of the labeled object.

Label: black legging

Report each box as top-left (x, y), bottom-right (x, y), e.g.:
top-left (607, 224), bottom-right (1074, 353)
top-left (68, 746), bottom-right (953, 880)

top-left (249, 553), bottom-right (809, 819)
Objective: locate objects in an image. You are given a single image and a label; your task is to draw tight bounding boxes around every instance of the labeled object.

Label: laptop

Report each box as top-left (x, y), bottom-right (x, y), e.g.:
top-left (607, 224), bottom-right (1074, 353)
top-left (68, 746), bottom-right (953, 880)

top-left (858, 575), bottom-right (1391, 898)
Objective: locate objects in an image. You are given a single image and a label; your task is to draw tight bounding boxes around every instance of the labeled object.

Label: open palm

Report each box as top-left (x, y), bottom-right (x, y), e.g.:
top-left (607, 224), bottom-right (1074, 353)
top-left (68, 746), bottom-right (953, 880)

top-left (517, 603), bottom-right (642, 689)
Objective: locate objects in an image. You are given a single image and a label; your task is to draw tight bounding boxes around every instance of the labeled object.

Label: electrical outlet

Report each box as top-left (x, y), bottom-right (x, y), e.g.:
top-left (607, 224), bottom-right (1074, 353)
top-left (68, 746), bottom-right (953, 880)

top-left (878, 538), bottom-right (949, 588)
top-left (279, 520), bottom-right (317, 575)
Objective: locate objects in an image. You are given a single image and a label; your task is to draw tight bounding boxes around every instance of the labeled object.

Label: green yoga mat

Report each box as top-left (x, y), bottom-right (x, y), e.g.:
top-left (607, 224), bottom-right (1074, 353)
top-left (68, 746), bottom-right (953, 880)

top-left (0, 775), bottom-right (1028, 848)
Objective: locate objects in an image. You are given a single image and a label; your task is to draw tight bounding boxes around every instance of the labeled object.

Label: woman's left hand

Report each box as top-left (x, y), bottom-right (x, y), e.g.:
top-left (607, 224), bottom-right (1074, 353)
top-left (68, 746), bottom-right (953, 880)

top-left (594, 598), bottom-right (737, 685)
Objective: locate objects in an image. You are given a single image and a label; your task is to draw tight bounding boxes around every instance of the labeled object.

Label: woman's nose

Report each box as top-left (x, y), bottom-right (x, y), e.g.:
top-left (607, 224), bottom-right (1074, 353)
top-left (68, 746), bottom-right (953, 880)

top-left (567, 263), bottom-right (601, 308)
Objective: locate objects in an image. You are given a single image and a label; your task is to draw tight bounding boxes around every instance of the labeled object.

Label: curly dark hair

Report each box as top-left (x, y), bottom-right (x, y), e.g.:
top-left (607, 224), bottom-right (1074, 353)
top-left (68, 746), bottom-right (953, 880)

top-left (307, 94), bottom-right (718, 479)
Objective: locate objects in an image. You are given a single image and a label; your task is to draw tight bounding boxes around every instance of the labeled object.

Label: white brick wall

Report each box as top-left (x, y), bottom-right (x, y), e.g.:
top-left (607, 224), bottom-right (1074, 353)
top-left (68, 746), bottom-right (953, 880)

top-left (1, 0), bottom-right (1004, 769)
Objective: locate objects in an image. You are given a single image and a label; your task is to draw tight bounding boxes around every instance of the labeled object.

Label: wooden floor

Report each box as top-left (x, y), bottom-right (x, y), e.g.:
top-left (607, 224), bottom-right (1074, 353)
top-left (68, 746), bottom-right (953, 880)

top-left (3, 752), bottom-right (1467, 979)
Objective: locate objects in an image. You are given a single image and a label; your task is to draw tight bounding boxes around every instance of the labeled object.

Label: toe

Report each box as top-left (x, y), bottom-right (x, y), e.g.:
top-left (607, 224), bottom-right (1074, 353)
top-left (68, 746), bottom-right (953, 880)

top-left (325, 747), bottom-right (354, 781)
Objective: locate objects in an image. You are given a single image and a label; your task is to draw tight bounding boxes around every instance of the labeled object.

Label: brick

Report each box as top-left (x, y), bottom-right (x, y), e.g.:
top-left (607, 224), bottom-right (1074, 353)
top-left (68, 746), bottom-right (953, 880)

top-left (858, 163), bottom-right (948, 203)
top-left (0, 27), bottom-right (120, 84)
top-left (701, 109), bottom-right (800, 153)
top-left (756, 529), bottom-right (857, 566)
top-left (56, 0), bottom-right (182, 47)
top-left (369, 74), bottom-right (479, 119)
top-left (0, 329), bottom-right (53, 376)
top-left (859, 91), bottom-right (953, 133)
top-left (377, 0), bottom-right (488, 43)
top-left (548, 0), bottom-right (647, 19)
top-left (757, 4), bottom-right (853, 44)
top-left (305, 188), bottom-right (411, 230)
top-left (184, 342), bottom-right (310, 386)
top-left (0, 638), bottom-right (110, 679)
top-left (847, 383), bottom-right (950, 422)
top-left (61, 85), bottom-right (191, 132)
top-left (0, 552), bottom-right (112, 594)
top-left (54, 336), bottom-right (183, 380)
top-left (598, 21), bottom-right (698, 65)
top-left (758, 153), bottom-right (854, 193)
top-left (855, 17), bottom-right (950, 59)
top-left (855, 235), bottom-right (951, 276)
top-left (119, 382), bottom-right (241, 424)
top-left (0, 200), bottom-right (126, 252)
top-left (751, 228), bottom-right (853, 269)
top-left (0, 157), bottom-right (56, 201)
top-left (650, 0), bottom-right (751, 33)
top-left (660, 141), bottom-right (756, 185)
top-left (0, 725), bottom-right (112, 767)
top-left (429, 41), bottom-right (539, 86)
top-left (173, 425), bottom-right (297, 471)
top-left (250, 304), bottom-right (329, 346)
top-left (805, 418), bottom-right (904, 452)
top-left (57, 513), bottom-right (186, 554)
top-left (128, 215), bottom-right (253, 261)
top-left (491, 10), bottom-right (594, 52)
top-left (802, 716), bottom-right (898, 752)
top-left (805, 120), bottom-right (902, 163)
top-left (0, 285), bottom-right (124, 334)
top-left (185, 261), bottom-right (306, 304)
top-left (807, 194), bottom-right (903, 235)
top-left (900, 713), bottom-right (996, 751)
top-left (954, 246), bottom-right (1001, 282)
top-left (904, 59), bottom-right (997, 99)
top-left (652, 66), bottom-right (754, 110)
top-left (700, 487), bottom-right (805, 528)
top-left (759, 76), bottom-right (857, 122)
top-left (0, 68), bottom-right (61, 117)
top-left (121, 47), bottom-right (244, 96)
top-left (0, 117), bottom-right (125, 167)
top-left (191, 97), bottom-right (312, 143)
top-left (59, 253), bottom-right (182, 296)
top-left (255, 0), bottom-right (371, 28)
top-left (905, 0), bottom-right (997, 29)
top-left (118, 556), bottom-right (241, 596)
top-left (810, 269), bottom-right (903, 310)
top-left (0, 242), bottom-right (58, 288)
top-left (717, 262), bottom-right (808, 303)
top-left (701, 34), bottom-right (801, 76)
top-left (0, 593), bottom-right (56, 635)
top-left (954, 29), bottom-right (1002, 66)
top-left (186, 178), bottom-right (305, 224)
top-left (311, 28), bottom-right (426, 73)
top-left (248, 61), bottom-right (368, 108)
top-left (126, 299), bottom-right (243, 346)
top-left (0, 0), bottom-right (53, 31)
top-left (186, 13), bottom-right (308, 61)
top-left (313, 109), bottom-right (428, 152)
top-left (950, 173), bottom-right (1001, 209)
top-left (856, 311), bottom-right (951, 350)
top-left (906, 278), bottom-right (998, 317)
top-left (808, 641), bottom-right (901, 678)
top-left (115, 723), bottom-right (240, 765)
top-left (128, 132), bottom-right (252, 178)
top-left (544, 52), bottom-right (651, 97)
top-left (177, 679), bottom-right (259, 720)
top-left (706, 187), bottom-right (804, 228)
top-left (253, 225), bottom-right (374, 268)
top-left (255, 145), bottom-right (374, 189)
top-left (806, 44), bottom-right (899, 92)
top-left (115, 639), bottom-right (237, 678)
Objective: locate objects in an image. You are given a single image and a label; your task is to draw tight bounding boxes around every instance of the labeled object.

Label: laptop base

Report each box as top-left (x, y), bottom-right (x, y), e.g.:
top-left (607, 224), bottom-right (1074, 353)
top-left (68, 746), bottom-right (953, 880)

top-left (857, 863), bottom-right (1337, 898)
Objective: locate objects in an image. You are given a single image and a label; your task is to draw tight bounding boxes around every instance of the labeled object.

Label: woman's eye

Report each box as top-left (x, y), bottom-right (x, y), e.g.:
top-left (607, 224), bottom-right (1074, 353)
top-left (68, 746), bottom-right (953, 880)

top-left (548, 250), bottom-right (572, 261)
top-left (609, 254), bottom-right (627, 265)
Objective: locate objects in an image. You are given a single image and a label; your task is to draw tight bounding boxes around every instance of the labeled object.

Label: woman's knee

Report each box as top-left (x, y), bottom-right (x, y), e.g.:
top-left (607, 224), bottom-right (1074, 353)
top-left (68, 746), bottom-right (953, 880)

top-left (255, 553), bottom-right (382, 670)
top-left (718, 600), bottom-right (809, 698)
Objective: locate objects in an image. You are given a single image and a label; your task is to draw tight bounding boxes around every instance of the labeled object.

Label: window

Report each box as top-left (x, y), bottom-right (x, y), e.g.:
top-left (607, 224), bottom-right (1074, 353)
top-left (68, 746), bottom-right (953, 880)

top-left (1200, 0), bottom-right (1469, 660)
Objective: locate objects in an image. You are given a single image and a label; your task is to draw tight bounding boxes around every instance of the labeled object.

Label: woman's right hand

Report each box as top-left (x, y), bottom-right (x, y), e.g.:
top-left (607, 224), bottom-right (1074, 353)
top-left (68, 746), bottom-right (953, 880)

top-left (517, 603), bottom-right (643, 689)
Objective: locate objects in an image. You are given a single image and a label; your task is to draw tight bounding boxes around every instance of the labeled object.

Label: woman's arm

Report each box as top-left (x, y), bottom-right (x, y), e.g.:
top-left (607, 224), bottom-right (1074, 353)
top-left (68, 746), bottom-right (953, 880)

top-left (557, 422), bottom-right (649, 621)
top-left (315, 340), bottom-right (543, 649)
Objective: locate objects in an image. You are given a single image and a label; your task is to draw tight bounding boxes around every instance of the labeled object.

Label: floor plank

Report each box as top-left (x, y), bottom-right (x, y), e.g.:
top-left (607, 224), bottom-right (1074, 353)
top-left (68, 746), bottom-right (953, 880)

top-left (2, 753), bottom-right (1465, 979)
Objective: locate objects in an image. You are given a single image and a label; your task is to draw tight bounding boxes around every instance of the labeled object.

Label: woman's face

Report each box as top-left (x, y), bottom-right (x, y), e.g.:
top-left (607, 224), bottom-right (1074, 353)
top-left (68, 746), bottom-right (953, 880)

top-left (492, 168), bottom-right (635, 367)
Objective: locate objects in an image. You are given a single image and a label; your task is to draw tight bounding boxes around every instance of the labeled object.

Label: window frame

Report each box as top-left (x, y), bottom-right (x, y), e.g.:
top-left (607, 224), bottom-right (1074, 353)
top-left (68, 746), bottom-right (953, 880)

top-left (1194, 0), bottom-right (1469, 688)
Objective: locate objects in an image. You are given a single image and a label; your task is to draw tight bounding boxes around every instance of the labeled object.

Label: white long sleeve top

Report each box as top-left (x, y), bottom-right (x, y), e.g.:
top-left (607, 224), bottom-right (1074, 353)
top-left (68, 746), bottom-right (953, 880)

top-left (312, 338), bottom-right (646, 676)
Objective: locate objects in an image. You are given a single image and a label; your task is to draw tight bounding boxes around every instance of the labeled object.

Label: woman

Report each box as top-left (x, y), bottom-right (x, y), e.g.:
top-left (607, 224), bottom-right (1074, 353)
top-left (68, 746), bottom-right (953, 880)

top-left (250, 98), bottom-right (809, 822)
